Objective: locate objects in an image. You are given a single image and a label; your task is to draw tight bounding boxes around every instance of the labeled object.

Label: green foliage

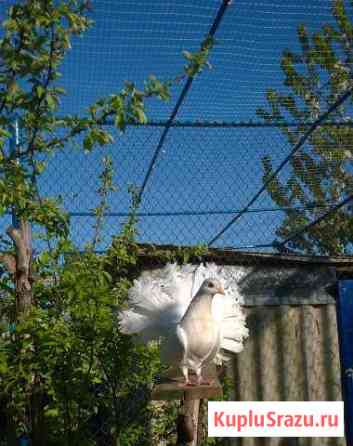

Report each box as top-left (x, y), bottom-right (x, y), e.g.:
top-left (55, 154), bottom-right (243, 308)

top-left (1, 233), bottom-right (163, 445)
top-left (0, 1), bottom-right (217, 444)
top-left (257, 0), bottom-right (353, 255)
top-left (183, 36), bottom-right (214, 77)
top-left (90, 155), bottom-right (117, 250)
top-left (0, 216), bottom-right (212, 445)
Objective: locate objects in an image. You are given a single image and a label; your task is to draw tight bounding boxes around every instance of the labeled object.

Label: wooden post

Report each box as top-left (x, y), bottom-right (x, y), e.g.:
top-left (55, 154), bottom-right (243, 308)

top-left (152, 366), bottom-right (222, 446)
top-left (178, 398), bottom-right (200, 446)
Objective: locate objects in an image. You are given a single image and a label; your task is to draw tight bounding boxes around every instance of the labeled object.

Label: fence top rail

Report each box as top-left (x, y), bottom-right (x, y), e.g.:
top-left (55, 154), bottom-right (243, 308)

top-left (131, 243), bottom-right (353, 267)
top-left (104, 120), bottom-right (353, 128)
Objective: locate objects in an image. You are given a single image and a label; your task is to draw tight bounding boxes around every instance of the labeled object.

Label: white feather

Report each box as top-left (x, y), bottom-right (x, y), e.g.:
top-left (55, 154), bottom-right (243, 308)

top-left (118, 262), bottom-right (249, 366)
top-left (220, 338), bottom-right (244, 354)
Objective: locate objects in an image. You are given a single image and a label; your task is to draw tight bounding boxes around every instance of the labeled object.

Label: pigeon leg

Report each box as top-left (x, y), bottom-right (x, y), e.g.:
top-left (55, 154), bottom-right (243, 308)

top-left (181, 366), bottom-right (191, 386)
top-left (196, 368), bottom-right (202, 386)
top-left (196, 368), bottom-right (211, 385)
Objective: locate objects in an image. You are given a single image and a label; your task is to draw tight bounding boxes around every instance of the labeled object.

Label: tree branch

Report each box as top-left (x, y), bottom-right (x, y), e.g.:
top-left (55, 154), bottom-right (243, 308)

top-left (0, 253), bottom-right (16, 274)
top-left (26, 23), bottom-right (56, 158)
top-left (6, 225), bottom-right (28, 273)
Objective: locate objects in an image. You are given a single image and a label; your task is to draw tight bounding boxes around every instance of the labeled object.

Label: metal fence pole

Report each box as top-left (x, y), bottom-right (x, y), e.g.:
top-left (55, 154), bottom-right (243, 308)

top-left (337, 280), bottom-right (353, 446)
top-left (9, 117), bottom-right (20, 229)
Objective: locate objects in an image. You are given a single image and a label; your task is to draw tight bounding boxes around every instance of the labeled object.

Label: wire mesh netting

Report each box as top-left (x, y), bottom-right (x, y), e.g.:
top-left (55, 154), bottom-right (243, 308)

top-left (1, 3), bottom-right (353, 445)
top-left (55, 0), bottom-right (336, 121)
top-left (1, 0), bottom-right (353, 255)
top-left (37, 125), bottom-right (290, 249)
top-left (33, 120), bottom-right (353, 253)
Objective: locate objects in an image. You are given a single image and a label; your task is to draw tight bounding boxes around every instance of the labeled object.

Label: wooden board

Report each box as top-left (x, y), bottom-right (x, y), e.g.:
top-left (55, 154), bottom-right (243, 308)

top-left (152, 367), bottom-right (223, 401)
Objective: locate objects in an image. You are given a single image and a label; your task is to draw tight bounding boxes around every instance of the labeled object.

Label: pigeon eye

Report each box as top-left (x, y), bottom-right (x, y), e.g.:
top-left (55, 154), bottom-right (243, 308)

top-left (209, 282), bottom-right (214, 288)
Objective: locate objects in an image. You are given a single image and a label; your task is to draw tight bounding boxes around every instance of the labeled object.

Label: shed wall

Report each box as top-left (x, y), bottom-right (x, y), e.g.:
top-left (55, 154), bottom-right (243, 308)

top-left (229, 304), bottom-right (343, 446)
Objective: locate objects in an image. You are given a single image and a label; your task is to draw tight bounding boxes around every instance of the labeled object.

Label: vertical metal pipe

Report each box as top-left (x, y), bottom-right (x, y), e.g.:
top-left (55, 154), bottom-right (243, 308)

top-left (336, 280), bottom-right (353, 446)
top-left (9, 117), bottom-right (20, 229)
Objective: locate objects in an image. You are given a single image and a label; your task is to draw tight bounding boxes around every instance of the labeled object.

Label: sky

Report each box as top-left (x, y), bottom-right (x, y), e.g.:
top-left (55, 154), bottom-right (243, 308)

top-left (0, 0), bottom-right (345, 251)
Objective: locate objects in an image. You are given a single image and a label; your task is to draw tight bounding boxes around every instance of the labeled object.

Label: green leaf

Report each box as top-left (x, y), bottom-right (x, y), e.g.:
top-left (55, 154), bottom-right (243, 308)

top-left (36, 85), bottom-right (46, 99)
top-left (115, 112), bottom-right (126, 131)
top-left (135, 108), bottom-right (147, 124)
top-left (46, 94), bottom-right (58, 111)
top-left (45, 408), bottom-right (59, 418)
top-left (83, 134), bottom-right (94, 151)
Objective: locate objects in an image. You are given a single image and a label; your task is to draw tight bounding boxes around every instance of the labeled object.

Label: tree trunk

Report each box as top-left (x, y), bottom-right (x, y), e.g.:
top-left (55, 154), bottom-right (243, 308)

top-left (6, 221), bottom-right (47, 444)
top-left (10, 221), bottom-right (33, 317)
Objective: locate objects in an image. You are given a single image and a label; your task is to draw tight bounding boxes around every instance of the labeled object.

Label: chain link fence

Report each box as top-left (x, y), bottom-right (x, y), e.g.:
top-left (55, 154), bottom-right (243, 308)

top-left (1, 0), bottom-right (353, 445)
top-left (31, 121), bottom-right (353, 255)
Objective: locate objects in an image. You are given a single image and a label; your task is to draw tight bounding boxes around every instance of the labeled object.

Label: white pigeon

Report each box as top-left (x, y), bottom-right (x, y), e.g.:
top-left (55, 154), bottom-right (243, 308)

top-left (119, 263), bottom-right (248, 385)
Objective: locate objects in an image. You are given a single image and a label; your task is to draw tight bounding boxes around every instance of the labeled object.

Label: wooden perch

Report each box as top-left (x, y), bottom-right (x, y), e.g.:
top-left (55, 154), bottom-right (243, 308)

top-left (152, 366), bottom-right (222, 401)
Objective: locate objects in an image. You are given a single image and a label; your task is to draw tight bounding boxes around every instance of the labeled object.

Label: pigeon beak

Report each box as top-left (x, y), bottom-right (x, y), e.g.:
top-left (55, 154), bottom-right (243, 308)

top-left (217, 286), bottom-right (225, 295)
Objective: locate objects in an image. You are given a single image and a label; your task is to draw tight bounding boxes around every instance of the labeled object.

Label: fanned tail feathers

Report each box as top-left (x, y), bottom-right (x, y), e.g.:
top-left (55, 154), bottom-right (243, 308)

top-left (119, 263), bottom-right (194, 342)
top-left (119, 262), bottom-right (249, 364)
top-left (218, 291), bottom-right (249, 357)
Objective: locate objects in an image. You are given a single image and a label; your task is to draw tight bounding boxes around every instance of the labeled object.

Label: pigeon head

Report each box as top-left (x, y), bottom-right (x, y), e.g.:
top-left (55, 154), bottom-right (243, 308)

top-left (200, 278), bottom-right (225, 296)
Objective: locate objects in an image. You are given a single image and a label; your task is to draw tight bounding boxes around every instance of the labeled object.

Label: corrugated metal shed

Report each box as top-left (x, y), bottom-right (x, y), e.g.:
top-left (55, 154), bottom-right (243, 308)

top-left (231, 304), bottom-right (343, 446)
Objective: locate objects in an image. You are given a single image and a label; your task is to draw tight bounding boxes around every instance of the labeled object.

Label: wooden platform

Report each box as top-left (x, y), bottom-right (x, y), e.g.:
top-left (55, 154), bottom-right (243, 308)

top-left (151, 367), bottom-right (223, 400)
